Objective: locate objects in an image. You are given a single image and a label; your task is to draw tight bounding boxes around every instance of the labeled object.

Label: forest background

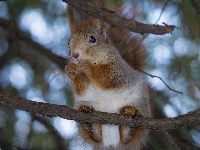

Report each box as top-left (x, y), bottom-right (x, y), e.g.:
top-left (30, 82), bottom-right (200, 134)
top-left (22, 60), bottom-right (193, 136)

top-left (0, 0), bottom-right (200, 149)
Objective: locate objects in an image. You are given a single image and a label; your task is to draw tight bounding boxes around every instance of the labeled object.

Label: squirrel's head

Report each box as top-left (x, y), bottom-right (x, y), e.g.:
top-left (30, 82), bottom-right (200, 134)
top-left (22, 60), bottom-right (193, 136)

top-left (67, 6), bottom-right (114, 64)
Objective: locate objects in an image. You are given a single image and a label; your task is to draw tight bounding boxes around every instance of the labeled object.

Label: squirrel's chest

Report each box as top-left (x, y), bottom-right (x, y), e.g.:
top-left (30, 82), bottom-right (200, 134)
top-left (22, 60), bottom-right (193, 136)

top-left (74, 83), bottom-right (141, 113)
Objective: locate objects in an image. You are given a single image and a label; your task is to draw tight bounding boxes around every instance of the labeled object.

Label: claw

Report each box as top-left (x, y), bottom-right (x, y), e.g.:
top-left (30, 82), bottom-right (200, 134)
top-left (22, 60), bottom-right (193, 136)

top-left (79, 105), bottom-right (94, 113)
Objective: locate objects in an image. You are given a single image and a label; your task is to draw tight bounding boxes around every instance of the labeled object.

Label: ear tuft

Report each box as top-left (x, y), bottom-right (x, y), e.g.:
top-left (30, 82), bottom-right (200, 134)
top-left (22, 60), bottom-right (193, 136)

top-left (67, 5), bottom-right (76, 31)
top-left (90, 18), bottom-right (101, 29)
top-left (101, 22), bottom-right (108, 40)
top-left (90, 18), bottom-right (108, 40)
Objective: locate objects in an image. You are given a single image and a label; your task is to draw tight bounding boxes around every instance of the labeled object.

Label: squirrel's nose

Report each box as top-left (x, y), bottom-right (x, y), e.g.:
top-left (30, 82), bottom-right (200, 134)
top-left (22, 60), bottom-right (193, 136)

top-left (72, 53), bottom-right (79, 58)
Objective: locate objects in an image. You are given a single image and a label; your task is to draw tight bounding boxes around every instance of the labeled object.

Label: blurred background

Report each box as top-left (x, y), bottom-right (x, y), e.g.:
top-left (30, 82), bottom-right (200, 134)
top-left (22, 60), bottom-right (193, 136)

top-left (0, 0), bottom-right (199, 149)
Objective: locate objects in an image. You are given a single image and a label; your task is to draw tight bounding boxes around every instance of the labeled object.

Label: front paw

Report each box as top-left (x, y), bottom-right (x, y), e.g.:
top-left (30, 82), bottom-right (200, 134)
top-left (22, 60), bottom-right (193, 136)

top-left (120, 106), bottom-right (140, 119)
top-left (77, 60), bottom-right (91, 74)
top-left (65, 63), bottom-right (77, 78)
top-left (79, 105), bottom-right (94, 113)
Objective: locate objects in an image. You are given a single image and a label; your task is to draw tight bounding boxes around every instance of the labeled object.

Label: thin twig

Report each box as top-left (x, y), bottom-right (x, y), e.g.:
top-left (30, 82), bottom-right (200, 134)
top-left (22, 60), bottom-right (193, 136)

top-left (142, 0), bottom-right (170, 41)
top-left (162, 131), bottom-right (181, 150)
top-left (139, 70), bottom-right (183, 94)
top-left (32, 115), bottom-right (68, 150)
top-left (0, 17), bottom-right (68, 69)
top-left (155, 0), bottom-right (170, 24)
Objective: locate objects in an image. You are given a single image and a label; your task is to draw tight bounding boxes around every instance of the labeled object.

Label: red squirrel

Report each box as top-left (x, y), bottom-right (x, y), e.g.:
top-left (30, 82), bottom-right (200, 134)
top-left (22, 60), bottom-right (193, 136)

top-left (65, 5), bottom-right (151, 150)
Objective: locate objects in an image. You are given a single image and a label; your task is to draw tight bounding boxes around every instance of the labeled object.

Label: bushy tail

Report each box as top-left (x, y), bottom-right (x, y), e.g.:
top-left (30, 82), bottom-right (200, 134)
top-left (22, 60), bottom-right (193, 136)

top-left (108, 26), bottom-right (147, 70)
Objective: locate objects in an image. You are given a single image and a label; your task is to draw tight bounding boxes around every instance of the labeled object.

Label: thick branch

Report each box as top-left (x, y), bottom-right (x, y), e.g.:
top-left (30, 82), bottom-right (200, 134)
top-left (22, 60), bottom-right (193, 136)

top-left (62, 0), bottom-right (175, 35)
top-left (190, 0), bottom-right (200, 16)
top-left (0, 90), bottom-right (200, 130)
top-left (0, 18), bottom-right (68, 69)
top-left (32, 115), bottom-right (67, 150)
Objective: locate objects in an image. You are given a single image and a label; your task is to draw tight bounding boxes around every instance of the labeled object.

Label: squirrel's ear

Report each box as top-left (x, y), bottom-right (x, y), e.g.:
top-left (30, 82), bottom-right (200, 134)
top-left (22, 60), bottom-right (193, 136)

top-left (91, 18), bottom-right (108, 40)
top-left (67, 5), bottom-right (76, 31)
top-left (91, 18), bottom-right (101, 29)
top-left (101, 22), bottom-right (108, 40)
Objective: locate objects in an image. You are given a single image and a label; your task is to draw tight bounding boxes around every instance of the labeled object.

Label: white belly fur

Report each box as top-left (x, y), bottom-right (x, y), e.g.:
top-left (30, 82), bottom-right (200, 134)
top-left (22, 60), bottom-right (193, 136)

top-left (74, 81), bottom-right (146, 148)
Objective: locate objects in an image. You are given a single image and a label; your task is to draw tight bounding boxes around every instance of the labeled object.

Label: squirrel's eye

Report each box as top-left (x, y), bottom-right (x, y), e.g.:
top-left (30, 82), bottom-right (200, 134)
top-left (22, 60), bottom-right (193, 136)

top-left (68, 42), bottom-right (70, 47)
top-left (89, 36), bottom-right (96, 43)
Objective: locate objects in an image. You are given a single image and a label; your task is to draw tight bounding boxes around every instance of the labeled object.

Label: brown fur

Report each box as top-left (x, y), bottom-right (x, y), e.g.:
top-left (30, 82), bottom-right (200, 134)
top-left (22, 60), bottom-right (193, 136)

top-left (89, 62), bottom-right (125, 90)
top-left (72, 74), bottom-right (88, 95)
top-left (79, 105), bottom-right (102, 143)
top-left (65, 63), bottom-right (89, 95)
top-left (79, 123), bottom-right (102, 143)
top-left (119, 106), bottom-right (143, 144)
top-left (66, 5), bottom-right (150, 149)
top-left (108, 26), bottom-right (147, 70)
top-left (65, 60), bottom-right (127, 94)
top-left (67, 6), bottom-right (147, 72)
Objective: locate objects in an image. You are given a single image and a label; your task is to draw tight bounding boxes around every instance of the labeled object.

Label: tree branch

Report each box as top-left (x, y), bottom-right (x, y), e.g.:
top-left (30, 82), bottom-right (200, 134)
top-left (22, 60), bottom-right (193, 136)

top-left (162, 131), bottom-right (181, 150)
top-left (169, 131), bottom-right (200, 150)
top-left (0, 17), bottom-right (68, 69)
top-left (190, 0), bottom-right (200, 16)
top-left (0, 90), bottom-right (200, 130)
top-left (154, 0), bottom-right (170, 24)
top-left (62, 0), bottom-right (175, 35)
top-left (32, 115), bottom-right (68, 150)
top-left (139, 70), bottom-right (183, 94)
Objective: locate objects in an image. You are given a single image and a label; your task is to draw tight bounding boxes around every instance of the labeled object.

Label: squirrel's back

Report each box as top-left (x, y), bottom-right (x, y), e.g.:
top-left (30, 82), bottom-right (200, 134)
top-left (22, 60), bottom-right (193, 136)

top-left (108, 26), bottom-right (147, 70)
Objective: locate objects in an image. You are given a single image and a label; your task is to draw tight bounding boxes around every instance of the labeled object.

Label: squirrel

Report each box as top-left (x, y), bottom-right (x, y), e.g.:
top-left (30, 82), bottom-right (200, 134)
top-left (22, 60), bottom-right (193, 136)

top-left (65, 4), bottom-right (151, 150)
